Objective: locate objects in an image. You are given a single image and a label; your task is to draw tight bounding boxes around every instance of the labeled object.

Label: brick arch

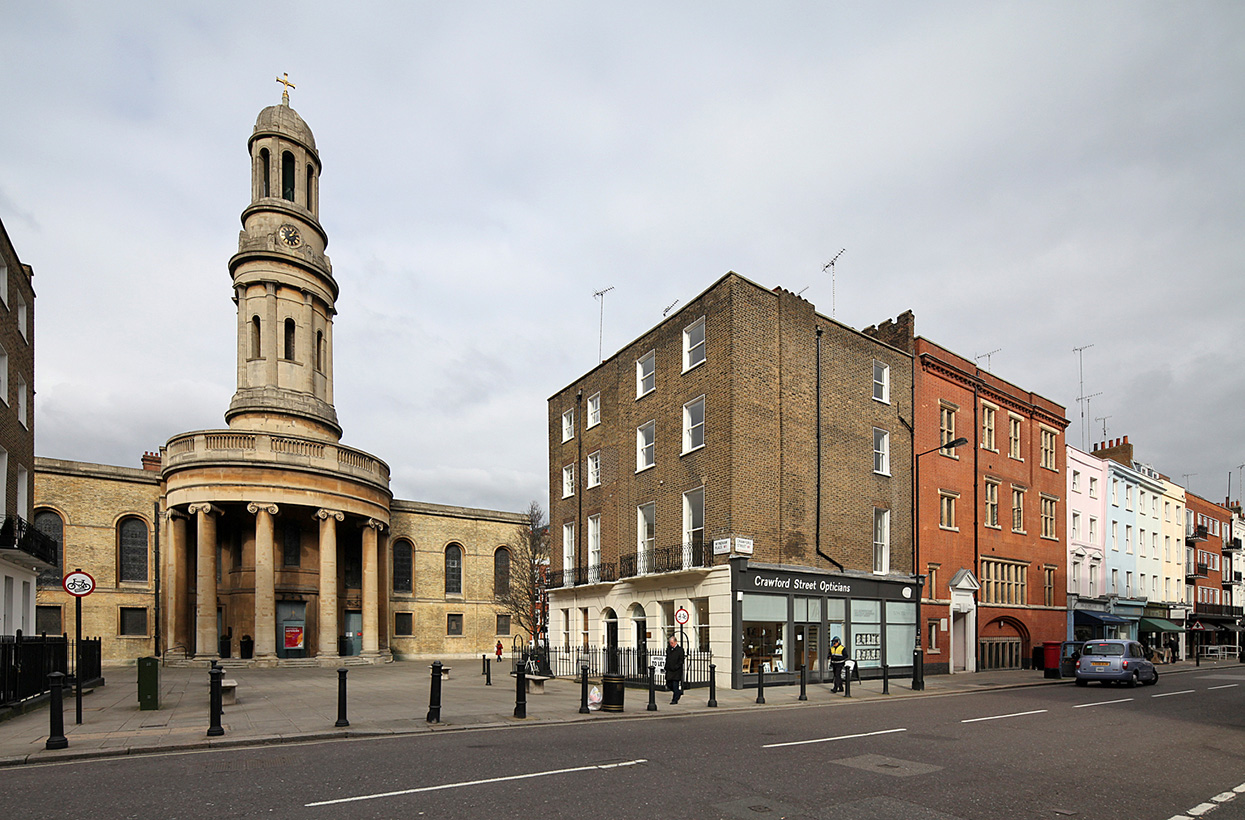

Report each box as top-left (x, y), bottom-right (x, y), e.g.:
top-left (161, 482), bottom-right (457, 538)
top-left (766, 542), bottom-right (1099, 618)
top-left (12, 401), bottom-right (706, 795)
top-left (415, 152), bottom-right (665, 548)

top-left (983, 615), bottom-right (1031, 643)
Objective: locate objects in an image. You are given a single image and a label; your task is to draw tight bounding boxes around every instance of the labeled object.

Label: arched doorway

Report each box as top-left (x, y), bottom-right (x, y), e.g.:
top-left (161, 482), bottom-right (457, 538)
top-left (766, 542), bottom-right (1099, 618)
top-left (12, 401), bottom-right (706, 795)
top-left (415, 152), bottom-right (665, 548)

top-left (979, 616), bottom-right (1031, 670)
top-left (630, 603), bottom-right (648, 672)
top-left (602, 607), bottom-right (619, 673)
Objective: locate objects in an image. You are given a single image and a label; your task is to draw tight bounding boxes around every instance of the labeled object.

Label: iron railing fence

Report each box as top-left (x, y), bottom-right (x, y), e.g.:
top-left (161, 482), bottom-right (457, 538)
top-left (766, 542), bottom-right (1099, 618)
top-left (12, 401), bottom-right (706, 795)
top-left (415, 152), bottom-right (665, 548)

top-left (0, 632), bottom-right (102, 708)
top-left (514, 644), bottom-right (714, 688)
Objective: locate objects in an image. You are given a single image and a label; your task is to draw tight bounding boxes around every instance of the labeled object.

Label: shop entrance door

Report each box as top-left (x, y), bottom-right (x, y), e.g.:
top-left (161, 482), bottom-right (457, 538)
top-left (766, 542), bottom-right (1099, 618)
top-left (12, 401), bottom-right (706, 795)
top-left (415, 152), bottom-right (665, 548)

top-left (344, 610), bottom-right (362, 656)
top-left (794, 623), bottom-right (822, 681)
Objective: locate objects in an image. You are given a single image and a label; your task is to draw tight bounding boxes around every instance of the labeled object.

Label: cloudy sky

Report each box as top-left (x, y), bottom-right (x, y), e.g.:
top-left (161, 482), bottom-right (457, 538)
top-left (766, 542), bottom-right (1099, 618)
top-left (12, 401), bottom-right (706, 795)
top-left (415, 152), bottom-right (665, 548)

top-left (1, 3), bottom-right (1242, 514)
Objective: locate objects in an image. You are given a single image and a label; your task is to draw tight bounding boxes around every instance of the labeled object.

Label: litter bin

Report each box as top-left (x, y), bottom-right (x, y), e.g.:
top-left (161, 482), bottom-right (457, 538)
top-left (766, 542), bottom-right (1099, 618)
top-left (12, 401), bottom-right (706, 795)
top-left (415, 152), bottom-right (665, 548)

top-left (219, 634), bottom-right (232, 659)
top-left (137, 656), bottom-right (159, 711)
top-left (601, 674), bottom-right (626, 712)
top-left (1042, 641), bottom-right (1062, 679)
top-left (239, 635), bottom-right (254, 659)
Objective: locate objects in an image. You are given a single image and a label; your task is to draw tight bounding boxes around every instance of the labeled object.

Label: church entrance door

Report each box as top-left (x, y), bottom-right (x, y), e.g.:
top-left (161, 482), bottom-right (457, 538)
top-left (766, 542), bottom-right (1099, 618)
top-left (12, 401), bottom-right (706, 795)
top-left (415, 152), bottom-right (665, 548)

top-left (344, 610), bottom-right (362, 656)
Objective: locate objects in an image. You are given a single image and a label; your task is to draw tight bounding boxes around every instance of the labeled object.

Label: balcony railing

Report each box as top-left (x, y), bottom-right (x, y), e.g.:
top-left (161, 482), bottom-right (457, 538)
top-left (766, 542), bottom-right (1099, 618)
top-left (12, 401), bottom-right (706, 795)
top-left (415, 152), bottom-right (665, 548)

top-left (1193, 602), bottom-right (1244, 619)
top-left (1225, 538), bottom-right (1242, 552)
top-left (1187, 525), bottom-right (1208, 543)
top-left (619, 540), bottom-right (714, 579)
top-left (1222, 571), bottom-right (1243, 587)
top-left (1185, 562), bottom-right (1209, 580)
top-left (0, 515), bottom-right (58, 570)
top-left (549, 563), bottom-right (617, 588)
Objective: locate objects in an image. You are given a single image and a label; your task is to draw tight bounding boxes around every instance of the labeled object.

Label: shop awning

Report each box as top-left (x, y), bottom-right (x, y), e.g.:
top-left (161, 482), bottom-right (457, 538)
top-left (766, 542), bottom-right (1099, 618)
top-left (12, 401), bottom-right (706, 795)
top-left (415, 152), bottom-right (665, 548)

top-left (1139, 617), bottom-right (1186, 633)
top-left (1219, 624), bottom-right (1244, 632)
top-left (1074, 610), bottom-right (1131, 626)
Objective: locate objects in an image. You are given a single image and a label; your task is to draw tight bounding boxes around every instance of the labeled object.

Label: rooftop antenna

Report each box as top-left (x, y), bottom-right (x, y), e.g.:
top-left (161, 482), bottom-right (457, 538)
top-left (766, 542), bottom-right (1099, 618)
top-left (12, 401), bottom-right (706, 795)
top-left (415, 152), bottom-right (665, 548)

top-left (1095, 415), bottom-right (1112, 441)
top-left (662, 299), bottom-right (680, 317)
top-left (974, 348), bottom-right (1002, 371)
top-left (822, 249), bottom-right (845, 318)
top-left (594, 286), bottom-right (614, 363)
top-left (1182, 473), bottom-right (1197, 493)
top-left (796, 286), bottom-right (809, 297)
top-left (1073, 344), bottom-right (1095, 450)
top-left (1079, 392), bottom-right (1102, 451)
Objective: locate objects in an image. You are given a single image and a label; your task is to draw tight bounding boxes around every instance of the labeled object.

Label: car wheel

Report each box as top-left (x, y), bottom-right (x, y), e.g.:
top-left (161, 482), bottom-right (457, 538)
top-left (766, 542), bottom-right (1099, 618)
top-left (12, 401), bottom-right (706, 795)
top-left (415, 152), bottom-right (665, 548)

top-left (1127, 670), bottom-right (1140, 688)
top-left (1075, 678), bottom-right (1088, 687)
top-left (1146, 669), bottom-right (1159, 686)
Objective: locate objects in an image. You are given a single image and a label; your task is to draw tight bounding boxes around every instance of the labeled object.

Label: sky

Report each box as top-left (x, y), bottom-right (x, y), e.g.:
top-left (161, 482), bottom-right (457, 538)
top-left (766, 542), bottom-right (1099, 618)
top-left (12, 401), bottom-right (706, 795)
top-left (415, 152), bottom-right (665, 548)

top-left (1, 2), bottom-right (1242, 514)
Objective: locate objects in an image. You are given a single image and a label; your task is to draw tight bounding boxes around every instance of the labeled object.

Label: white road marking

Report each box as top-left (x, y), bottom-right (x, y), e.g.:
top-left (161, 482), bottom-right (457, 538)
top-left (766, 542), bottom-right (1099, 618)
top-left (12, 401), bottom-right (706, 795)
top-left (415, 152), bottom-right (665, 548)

top-left (960, 709), bottom-right (1047, 724)
top-left (1207, 684), bottom-right (1239, 690)
top-left (304, 759), bottom-right (648, 807)
top-left (1152, 690), bottom-right (1195, 698)
top-left (1235, 783), bottom-right (1245, 794)
top-left (1073, 698), bottom-right (1133, 708)
top-left (1186, 803), bottom-right (1217, 816)
top-left (1212, 791), bottom-right (1237, 803)
top-left (762, 727), bottom-right (906, 748)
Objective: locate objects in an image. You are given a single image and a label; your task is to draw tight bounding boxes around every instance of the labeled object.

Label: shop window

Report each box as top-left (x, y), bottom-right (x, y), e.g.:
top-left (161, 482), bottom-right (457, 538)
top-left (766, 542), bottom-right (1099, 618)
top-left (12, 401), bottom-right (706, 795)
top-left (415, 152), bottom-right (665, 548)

top-left (742, 593), bottom-right (787, 674)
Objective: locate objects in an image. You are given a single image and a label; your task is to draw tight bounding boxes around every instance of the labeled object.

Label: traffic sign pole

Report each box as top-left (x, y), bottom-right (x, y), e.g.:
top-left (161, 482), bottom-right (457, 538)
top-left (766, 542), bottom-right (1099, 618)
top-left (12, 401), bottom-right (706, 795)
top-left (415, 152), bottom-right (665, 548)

top-left (62, 570), bottom-right (96, 725)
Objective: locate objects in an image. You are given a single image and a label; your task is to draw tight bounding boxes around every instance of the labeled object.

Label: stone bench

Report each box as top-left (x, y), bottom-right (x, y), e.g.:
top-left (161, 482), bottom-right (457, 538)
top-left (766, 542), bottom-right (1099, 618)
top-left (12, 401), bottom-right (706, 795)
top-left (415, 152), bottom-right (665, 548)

top-left (510, 672), bottom-right (552, 694)
top-left (220, 679), bottom-right (238, 706)
top-left (430, 665), bottom-right (452, 680)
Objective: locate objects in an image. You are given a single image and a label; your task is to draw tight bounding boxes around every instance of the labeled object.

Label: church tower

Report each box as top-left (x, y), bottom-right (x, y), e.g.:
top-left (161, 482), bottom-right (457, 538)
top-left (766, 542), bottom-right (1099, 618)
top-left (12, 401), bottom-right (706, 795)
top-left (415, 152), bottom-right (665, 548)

top-left (161, 79), bottom-right (391, 666)
top-left (227, 79), bottom-right (340, 440)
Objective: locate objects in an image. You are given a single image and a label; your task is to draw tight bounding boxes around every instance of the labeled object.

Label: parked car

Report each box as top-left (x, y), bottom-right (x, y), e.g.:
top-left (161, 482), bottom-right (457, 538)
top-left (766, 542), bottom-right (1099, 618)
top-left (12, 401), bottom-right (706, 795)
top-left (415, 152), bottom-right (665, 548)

top-left (1075, 639), bottom-right (1158, 687)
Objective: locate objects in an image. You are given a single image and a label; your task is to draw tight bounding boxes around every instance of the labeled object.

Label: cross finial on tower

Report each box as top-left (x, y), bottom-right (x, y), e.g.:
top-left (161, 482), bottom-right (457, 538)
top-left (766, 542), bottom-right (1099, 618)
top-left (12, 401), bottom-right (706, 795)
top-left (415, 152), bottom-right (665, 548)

top-left (276, 73), bottom-right (296, 104)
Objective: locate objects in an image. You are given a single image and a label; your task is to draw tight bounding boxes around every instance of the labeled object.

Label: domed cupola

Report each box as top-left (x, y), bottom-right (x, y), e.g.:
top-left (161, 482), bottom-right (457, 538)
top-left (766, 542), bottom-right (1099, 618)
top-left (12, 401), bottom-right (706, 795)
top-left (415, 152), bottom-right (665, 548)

top-left (226, 76), bottom-right (341, 441)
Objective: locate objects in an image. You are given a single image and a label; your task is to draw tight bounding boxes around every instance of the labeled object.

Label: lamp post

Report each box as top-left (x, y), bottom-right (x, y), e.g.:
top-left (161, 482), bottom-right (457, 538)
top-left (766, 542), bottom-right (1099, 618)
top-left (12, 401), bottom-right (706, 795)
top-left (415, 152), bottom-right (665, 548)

top-left (913, 435), bottom-right (970, 690)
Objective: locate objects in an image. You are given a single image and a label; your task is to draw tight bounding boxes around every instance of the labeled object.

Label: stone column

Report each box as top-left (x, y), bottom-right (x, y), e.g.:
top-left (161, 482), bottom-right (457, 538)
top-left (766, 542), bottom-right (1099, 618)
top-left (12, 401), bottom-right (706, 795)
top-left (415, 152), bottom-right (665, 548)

top-left (188, 503), bottom-right (220, 659)
top-left (361, 519), bottom-right (385, 656)
top-left (235, 283), bottom-right (248, 388)
top-left (302, 291), bottom-right (315, 394)
top-left (316, 509), bottom-right (344, 658)
top-left (167, 510), bottom-right (189, 652)
top-left (248, 502), bottom-right (279, 659)
top-left (265, 282), bottom-right (278, 385)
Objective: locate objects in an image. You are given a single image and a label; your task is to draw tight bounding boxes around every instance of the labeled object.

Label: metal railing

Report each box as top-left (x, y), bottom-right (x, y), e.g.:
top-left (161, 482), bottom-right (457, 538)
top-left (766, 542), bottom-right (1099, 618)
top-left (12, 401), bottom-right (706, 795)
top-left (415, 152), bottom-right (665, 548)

top-left (0, 514), bottom-right (58, 568)
top-left (0, 631), bottom-right (100, 708)
top-left (619, 540), bottom-right (715, 578)
top-left (1186, 525), bottom-right (1208, 543)
top-left (521, 644), bottom-right (714, 688)
top-left (1185, 562), bottom-right (1209, 579)
top-left (1193, 602), bottom-right (1244, 619)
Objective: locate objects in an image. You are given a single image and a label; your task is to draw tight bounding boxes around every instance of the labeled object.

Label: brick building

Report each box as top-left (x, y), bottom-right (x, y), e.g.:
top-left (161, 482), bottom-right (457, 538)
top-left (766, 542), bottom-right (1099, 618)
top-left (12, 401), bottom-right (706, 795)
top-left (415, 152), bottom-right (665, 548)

top-left (880, 335), bottom-right (1070, 675)
top-left (547, 272), bottom-right (917, 689)
top-left (1183, 491), bottom-right (1240, 652)
top-left (32, 89), bottom-right (524, 666)
top-left (0, 217), bottom-right (55, 638)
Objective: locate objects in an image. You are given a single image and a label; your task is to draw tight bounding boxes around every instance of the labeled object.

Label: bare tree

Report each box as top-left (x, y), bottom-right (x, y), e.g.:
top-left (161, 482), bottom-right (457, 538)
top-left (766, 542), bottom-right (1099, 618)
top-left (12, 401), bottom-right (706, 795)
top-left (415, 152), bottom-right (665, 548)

top-left (493, 501), bottom-right (549, 642)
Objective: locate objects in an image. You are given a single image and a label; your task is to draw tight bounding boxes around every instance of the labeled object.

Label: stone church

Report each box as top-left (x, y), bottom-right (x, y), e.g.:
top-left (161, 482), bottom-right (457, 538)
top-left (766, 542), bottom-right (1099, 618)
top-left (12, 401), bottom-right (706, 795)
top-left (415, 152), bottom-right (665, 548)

top-left (34, 86), bottom-right (526, 665)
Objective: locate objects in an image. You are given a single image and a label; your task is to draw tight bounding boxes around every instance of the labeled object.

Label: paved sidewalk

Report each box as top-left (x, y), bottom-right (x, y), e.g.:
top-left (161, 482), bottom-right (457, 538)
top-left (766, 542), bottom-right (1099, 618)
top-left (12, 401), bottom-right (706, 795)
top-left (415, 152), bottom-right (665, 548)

top-left (0, 656), bottom-right (1231, 767)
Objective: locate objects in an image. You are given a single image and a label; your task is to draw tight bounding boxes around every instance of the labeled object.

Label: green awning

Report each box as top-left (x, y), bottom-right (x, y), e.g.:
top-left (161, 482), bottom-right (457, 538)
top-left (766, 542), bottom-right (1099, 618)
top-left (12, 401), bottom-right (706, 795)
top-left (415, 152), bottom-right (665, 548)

top-left (1139, 617), bottom-right (1185, 633)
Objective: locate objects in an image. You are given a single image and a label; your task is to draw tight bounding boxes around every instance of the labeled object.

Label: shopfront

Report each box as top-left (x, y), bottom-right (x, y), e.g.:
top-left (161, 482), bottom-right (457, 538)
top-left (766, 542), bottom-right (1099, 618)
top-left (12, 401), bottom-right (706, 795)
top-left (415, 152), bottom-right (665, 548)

top-left (730, 558), bottom-right (920, 689)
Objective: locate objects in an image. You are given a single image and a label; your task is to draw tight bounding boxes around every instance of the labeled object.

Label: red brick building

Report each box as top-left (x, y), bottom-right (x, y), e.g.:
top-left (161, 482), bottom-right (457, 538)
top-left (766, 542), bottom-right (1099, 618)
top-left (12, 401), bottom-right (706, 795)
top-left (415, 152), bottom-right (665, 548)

top-left (1184, 491), bottom-right (1240, 651)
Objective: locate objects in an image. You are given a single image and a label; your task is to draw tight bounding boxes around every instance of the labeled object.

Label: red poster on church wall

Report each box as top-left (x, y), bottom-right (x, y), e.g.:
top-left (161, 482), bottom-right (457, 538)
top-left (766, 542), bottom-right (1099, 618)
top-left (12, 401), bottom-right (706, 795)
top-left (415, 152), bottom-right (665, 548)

top-left (284, 625), bottom-right (304, 650)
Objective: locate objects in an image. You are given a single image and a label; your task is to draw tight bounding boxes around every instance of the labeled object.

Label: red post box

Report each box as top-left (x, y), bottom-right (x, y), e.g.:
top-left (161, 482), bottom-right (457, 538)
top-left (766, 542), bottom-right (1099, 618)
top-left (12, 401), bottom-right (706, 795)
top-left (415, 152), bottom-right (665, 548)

top-left (1043, 641), bottom-right (1062, 678)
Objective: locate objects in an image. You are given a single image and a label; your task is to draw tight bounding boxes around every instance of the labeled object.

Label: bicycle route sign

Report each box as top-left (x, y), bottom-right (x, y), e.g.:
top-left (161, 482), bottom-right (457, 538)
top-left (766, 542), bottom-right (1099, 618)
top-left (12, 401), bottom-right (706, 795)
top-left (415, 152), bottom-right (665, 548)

top-left (62, 571), bottom-right (96, 597)
top-left (675, 607), bottom-right (690, 625)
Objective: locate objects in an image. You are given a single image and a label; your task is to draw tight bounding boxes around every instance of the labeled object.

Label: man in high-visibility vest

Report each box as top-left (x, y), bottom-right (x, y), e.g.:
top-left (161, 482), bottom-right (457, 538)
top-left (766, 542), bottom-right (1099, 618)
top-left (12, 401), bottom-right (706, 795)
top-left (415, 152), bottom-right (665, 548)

top-left (829, 637), bottom-right (847, 692)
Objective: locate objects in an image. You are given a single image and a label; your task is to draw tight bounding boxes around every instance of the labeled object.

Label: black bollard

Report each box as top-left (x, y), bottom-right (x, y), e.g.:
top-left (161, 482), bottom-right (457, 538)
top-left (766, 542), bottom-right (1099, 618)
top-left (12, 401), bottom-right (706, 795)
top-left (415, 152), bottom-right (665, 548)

top-left (647, 665), bottom-right (658, 712)
top-left (335, 668), bottom-right (349, 727)
top-left (207, 666), bottom-right (224, 736)
top-left (482, 654), bottom-right (487, 675)
top-left (579, 664), bottom-right (590, 714)
top-left (485, 657), bottom-right (492, 686)
top-left (514, 662), bottom-right (527, 719)
top-left (882, 663), bottom-right (889, 695)
top-left (707, 663), bottom-right (718, 707)
top-left (756, 664), bottom-right (766, 704)
top-left (798, 664), bottom-right (808, 701)
top-left (844, 667), bottom-right (852, 698)
top-left (45, 671), bottom-right (68, 750)
top-left (427, 661), bottom-right (443, 723)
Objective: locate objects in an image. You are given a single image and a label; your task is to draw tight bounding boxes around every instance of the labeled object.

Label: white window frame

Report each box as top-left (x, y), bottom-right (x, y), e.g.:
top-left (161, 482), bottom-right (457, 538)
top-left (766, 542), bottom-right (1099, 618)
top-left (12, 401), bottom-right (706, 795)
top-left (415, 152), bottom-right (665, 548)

top-left (14, 291), bottom-right (27, 342)
top-left (637, 502), bottom-right (655, 574)
top-left (0, 260), bottom-right (8, 307)
top-left (587, 450), bottom-right (601, 488)
top-left (984, 480), bottom-right (1000, 528)
top-left (587, 392), bottom-right (601, 427)
top-left (873, 427), bottom-right (890, 476)
top-left (1071, 470), bottom-right (1080, 492)
top-left (562, 463), bottom-right (575, 498)
top-left (1088, 476), bottom-right (1098, 498)
top-left (15, 464), bottom-right (27, 518)
top-left (1039, 426), bottom-right (1057, 470)
top-left (636, 350), bottom-right (656, 398)
top-left (682, 396), bottom-right (705, 454)
top-left (873, 507), bottom-right (890, 574)
top-left (683, 316), bottom-right (706, 372)
top-left (873, 360), bottom-right (890, 404)
top-left (587, 514), bottom-right (601, 583)
top-left (16, 374), bottom-right (26, 429)
top-left (939, 491), bottom-right (958, 531)
top-left (683, 487), bottom-right (704, 550)
top-left (1089, 517), bottom-right (1098, 545)
top-left (1008, 414), bottom-right (1023, 460)
top-left (562, 522), bottom-right (575, 578)
top-left (1040, 495), bottom-right (1057, 540)
top-left (562, 408), bottom-right (575, 442)
top-left (1071, 511), bottom-right (1081, 541)
top-left (1011, 487), bottom-right (1025, 533)
top-left (939, 404), bottom-right (958, 456)
top-left (636, 420), bottom-right (655, 472)
top-left (0, 343), bottom-right (8, 406)
top-left (981, 403), bottom-right (997, 452)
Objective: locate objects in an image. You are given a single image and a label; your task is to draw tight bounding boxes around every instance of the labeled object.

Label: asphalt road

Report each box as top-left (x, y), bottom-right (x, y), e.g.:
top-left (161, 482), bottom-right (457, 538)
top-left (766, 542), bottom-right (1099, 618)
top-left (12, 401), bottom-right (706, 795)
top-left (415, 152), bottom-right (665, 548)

top-left (5, 670), bottom-right (1243, 820)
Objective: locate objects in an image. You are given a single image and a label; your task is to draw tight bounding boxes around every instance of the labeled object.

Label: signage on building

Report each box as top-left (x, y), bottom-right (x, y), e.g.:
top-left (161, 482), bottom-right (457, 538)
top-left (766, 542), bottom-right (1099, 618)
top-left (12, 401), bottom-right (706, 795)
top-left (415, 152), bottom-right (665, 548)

top-left (62, 571), bottom-right (95, 597)
top-left (675, 607), bottom-right (690, 625)
top-left (713, 538), bottom-right (732, 555)
top-left (284, 625), bottom-right (305, 649)
top-left (735, 538), bottom-right (754, 555)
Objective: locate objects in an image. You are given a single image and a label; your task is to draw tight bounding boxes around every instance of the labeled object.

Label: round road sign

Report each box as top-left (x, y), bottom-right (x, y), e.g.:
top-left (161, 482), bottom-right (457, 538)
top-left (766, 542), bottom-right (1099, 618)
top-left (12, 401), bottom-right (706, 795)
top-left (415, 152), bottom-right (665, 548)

top-left (675, 607), bottom-right (690, 625)
top-left (63, 571), bottom-right (96, 597)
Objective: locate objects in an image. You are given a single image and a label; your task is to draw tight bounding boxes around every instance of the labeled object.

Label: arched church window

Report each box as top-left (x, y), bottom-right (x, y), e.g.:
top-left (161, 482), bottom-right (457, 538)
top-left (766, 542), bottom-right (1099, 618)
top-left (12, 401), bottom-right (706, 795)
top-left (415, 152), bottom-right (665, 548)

top-left (118, 517), bottom-right (148, 583)
top-left (393, 541), bottom-right (413, 593)
top-left (260, 148), bottom-right (270, 197)
top-left (494, 547), bottom-right (510, 597)
top-left (445, 543), bottom-right (463, 595)
top-left (34, 509), bottom-right (63, 587)
top-left (282, 151), bottom-right (295, 201)
top-left (284, 318), bottom-right (296, 360)
top-left (251, 316), bottom-right (261, 358)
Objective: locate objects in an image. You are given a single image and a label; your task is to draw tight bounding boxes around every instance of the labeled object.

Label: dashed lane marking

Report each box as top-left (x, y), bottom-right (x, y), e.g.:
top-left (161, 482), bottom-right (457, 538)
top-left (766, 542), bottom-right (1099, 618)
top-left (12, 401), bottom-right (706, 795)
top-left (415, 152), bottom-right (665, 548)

top-left (304, 759), bottom-right (648, 807)
top-left (762, 727), bottom-right (907, 749)
top-left (1152, 690), bottom-right (1196, 698)
top-left (1207, 684), bottom-right (1239, 690)
top-left (1072, 698), bottom-right (1133, 708)
top-left (960, 709), bottom-right (1047, 724)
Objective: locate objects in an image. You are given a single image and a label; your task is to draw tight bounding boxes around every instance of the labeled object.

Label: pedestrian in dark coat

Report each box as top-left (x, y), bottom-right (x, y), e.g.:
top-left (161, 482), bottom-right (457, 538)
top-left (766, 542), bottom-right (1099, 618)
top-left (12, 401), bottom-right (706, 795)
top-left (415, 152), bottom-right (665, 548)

top-left (665, 636), bottom-right (685, 704)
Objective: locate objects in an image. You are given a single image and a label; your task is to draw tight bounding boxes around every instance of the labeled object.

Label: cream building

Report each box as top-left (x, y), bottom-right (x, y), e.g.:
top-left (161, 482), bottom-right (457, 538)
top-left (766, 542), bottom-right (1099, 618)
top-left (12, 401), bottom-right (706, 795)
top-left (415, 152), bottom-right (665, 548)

top-left (35, 86), bottom-right (525, 665)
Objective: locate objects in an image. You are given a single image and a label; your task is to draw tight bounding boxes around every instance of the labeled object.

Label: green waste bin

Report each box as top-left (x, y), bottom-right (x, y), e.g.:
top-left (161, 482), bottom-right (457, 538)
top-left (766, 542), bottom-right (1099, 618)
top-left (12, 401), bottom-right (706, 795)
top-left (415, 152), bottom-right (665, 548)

top-left (137, 656), bottom-right (160, 711)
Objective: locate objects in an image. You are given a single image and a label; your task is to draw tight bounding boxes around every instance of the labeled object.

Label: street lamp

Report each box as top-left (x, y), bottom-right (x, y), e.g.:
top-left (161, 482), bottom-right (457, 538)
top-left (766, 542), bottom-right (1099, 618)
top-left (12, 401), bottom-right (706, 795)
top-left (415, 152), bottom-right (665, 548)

top-left (913, 435), bottom-right (970, 690)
